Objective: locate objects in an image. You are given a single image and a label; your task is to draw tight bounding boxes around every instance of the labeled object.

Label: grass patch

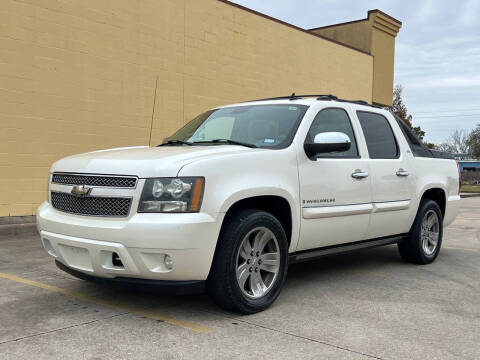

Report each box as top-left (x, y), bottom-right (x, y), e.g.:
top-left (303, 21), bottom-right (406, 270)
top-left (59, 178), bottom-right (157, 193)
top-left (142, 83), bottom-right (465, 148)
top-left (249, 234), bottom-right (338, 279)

top-left (461, 185), bottom-right (480, 193)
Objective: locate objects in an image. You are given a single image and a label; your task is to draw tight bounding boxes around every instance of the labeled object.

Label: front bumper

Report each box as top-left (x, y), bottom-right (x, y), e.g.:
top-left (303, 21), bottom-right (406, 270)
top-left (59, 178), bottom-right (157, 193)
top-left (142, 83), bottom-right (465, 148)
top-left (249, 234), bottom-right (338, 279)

top-left (37, 202), bottom-right (224, 282)
top-left (55, 260), bottom-right (205, 294)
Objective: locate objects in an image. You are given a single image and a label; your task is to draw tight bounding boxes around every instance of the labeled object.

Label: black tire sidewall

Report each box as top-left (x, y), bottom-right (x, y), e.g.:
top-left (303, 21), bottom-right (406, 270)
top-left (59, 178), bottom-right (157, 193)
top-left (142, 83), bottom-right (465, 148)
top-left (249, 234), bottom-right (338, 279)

top-left (209, 210), bottom-right (289, 313)
top-left (411, 199), bottom-right (443, 263)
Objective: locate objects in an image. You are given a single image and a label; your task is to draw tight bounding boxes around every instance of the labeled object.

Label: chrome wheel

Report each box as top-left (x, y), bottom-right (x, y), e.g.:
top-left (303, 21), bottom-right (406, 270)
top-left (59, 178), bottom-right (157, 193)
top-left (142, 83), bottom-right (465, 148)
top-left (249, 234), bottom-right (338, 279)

top-left (235, 226), bottom-right (280, 299)
top-left (421, 210), bottom-right (440, 256)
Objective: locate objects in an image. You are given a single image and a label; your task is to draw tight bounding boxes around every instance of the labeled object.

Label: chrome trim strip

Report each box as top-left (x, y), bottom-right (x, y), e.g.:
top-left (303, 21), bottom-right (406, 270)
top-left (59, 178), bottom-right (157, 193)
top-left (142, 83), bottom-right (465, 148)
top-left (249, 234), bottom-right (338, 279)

top-left (302, 199), bottom-right (411, 219)
top-left (51, 172), bottom-right (138, 189)
top-left (50, 183), bottom-right (135, 198)
top-left (373, 199), bottom-right (411, 213)
top-left (302, 203), bottom-right (373, 219)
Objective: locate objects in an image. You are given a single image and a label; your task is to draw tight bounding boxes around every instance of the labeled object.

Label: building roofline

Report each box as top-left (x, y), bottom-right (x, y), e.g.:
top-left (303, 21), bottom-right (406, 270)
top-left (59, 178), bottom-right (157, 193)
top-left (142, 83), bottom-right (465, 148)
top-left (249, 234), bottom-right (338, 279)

top-left (368, 9), bottom-right (402, 25)
top-left (309, 18), bottom-right (366, 32)
top-left (308, 9), bottom-right (402, 32)
top-left (217, 0), bottom-right (372, 56)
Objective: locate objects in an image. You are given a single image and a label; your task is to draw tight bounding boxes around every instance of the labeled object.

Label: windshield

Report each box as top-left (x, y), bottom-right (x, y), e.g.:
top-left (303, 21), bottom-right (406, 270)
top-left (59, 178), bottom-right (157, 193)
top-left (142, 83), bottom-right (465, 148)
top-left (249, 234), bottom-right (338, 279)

top-left (164, 104), bottom-right (309, 149)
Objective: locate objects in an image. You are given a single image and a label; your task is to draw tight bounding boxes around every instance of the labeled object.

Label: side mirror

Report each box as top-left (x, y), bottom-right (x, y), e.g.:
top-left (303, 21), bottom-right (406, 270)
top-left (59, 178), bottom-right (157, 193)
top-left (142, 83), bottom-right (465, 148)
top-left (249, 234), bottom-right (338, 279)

top-left (304, 132), bottom-right (351, 158)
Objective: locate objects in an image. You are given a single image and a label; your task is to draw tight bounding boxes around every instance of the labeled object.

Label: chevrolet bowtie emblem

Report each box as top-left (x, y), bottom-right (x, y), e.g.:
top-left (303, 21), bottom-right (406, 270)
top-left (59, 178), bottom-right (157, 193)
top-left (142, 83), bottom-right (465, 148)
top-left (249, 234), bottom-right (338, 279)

top-left (71, 184), bottom-right (92, 197)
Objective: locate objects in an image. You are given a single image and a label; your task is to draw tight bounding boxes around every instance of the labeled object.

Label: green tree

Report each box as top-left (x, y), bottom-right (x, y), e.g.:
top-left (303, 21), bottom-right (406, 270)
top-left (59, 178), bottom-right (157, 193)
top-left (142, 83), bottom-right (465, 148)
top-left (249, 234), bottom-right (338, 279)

top-left (467, 124), bottom-right (480, 158)
top-left (391, 85), bottom-right (425, 140)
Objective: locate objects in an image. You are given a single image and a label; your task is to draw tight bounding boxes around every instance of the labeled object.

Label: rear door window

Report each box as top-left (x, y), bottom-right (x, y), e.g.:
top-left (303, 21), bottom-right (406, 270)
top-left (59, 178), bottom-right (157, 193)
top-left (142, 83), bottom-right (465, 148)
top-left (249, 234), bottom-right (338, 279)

top-left (357, 111), bottom-right (399, 159)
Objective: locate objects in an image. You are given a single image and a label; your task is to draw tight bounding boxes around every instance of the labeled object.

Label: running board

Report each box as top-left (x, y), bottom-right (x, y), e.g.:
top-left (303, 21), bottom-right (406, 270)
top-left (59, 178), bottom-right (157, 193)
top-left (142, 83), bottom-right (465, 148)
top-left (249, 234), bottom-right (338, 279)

top-left (289, 235), bottom-right (406, 263)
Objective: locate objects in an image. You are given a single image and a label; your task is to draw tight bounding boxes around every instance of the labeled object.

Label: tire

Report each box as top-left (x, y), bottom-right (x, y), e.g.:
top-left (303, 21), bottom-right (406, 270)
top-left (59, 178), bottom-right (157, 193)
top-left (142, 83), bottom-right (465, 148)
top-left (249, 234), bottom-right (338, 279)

top-left (398, 199), bottom-right (443, 264)
top-left (207, 209), bottom-right (289, 314)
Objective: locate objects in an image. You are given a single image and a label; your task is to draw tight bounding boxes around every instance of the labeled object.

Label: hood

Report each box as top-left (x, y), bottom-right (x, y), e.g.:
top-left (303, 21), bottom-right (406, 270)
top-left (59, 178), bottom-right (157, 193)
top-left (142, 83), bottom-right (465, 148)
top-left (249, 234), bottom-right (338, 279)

top-left (51, 145), bottom-right (252, 177)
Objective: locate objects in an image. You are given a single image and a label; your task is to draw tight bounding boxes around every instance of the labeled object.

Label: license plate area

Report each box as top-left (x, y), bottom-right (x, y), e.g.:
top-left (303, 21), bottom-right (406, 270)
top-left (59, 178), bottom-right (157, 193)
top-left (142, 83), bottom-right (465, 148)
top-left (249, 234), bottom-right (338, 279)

top-left (57, 244), bottom-right (93, 272)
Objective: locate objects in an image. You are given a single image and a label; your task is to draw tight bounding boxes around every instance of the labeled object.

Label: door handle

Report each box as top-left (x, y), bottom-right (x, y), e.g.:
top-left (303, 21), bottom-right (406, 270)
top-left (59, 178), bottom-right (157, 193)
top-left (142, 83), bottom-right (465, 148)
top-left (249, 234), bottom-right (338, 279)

top-left (351, 170), bottom-right (369, 179)
top-left (396, 168), bottom-right (409, 177)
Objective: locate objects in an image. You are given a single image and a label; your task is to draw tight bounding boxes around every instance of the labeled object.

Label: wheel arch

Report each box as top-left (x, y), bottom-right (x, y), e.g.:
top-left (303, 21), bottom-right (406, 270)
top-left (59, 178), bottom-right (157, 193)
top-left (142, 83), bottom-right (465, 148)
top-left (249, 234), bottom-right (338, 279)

top-left (220, 195), bottom-right (294, 247)
top-left (420, 187), bottom-right (446, 218)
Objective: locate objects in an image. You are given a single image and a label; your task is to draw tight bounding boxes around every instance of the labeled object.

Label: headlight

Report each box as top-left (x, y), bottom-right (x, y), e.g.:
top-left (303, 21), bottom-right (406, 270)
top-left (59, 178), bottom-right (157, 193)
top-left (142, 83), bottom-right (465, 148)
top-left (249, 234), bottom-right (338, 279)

top-left (138, 177), bottom-right (204, 213)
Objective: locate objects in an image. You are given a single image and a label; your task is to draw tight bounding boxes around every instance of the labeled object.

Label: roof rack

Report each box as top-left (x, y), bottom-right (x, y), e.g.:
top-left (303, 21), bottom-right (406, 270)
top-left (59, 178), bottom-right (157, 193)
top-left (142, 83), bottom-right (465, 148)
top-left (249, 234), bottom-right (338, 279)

top-left (243, 93), bottom-right (383, 108)
top-left (245, 93), bottom-right (338, 102)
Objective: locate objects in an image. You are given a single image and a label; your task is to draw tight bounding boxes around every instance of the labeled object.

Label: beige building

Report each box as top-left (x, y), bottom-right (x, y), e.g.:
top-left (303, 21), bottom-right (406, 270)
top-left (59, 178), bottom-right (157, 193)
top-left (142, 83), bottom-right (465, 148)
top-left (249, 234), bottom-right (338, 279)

top-left (0, 0), bottom-right (401, 218)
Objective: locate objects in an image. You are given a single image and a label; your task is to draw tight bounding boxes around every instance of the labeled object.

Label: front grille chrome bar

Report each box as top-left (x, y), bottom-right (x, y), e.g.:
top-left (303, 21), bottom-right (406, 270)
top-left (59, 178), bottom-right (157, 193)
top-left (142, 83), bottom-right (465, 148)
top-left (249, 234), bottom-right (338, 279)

top-left (52, 173), bottom-right (137, 188)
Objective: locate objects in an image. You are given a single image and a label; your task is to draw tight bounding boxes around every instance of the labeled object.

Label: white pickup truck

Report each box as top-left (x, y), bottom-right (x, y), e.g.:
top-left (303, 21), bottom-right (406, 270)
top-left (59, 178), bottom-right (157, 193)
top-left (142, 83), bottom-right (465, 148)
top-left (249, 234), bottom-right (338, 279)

top-left (37, 94), bottom-right (461, 314)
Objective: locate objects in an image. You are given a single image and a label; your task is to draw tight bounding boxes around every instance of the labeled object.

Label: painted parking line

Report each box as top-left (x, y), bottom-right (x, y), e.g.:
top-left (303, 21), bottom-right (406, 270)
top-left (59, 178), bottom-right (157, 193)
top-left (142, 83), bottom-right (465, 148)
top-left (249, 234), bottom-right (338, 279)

top-left (0, 272), bottom-right (211, 333)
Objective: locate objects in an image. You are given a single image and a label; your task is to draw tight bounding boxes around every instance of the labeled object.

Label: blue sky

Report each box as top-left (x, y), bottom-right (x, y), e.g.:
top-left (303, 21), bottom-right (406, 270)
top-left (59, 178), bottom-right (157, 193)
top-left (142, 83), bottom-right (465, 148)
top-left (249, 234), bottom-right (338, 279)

top-left (231, 0), bottom-right (480, 144)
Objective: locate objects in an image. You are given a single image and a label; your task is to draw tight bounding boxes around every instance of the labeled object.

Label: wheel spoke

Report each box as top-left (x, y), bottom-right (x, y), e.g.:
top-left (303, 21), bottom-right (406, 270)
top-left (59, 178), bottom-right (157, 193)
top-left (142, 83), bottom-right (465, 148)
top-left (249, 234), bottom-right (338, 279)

top-left (239, 238), bottom-right (252, 260)
top-left (254, 229), bottom-right (271, 253)
top-left (249, 271), bottom-right (266, 297)
top-left (422, 239), bottom-right (428, 253)
top-left (422, 216), bottom-right (429, 229)
top-left (428, 232), bottom-right (439, 246)
top-left (236, 262), bottom-right (250, 289)
top-left (427, 213), bottom-right (436, 229)
top-left (259, 252), bottom-right (280, 273)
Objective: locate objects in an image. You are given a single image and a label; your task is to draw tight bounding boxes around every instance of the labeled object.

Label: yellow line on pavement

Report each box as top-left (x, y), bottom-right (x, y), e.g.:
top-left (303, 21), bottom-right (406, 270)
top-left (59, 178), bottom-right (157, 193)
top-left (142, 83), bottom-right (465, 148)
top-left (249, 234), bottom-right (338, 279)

top-left (354, 270), bottom-right (388, 278)
top-left (0, 272), bottom-right (211, 333)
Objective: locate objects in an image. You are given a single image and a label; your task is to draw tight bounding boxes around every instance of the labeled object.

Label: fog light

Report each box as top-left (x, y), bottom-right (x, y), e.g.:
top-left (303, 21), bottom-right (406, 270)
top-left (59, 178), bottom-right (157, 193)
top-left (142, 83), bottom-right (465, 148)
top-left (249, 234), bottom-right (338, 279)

top-left (164, 254), bottom-right (173, 270)
top-left (43, 238), bottom-right (56, 257)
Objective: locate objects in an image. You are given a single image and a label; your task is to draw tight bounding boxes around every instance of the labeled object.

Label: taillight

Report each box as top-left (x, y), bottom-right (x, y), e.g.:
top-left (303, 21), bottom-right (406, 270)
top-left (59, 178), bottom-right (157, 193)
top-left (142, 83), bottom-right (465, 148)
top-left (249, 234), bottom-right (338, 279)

top-left (457, 161), bottom-right (461, 195)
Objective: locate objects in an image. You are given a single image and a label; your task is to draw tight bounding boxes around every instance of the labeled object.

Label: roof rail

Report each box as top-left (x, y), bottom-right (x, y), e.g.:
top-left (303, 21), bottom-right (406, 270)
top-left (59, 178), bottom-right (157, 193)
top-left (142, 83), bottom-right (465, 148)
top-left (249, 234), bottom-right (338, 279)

top-left (316, 95), bottom-right (338, 101)
top-left (242, 94), bottom-right (384, 108)
top-left (338, 99), bottom-right (369, 105)
top-left (244, 94), bottom-right (338, 102)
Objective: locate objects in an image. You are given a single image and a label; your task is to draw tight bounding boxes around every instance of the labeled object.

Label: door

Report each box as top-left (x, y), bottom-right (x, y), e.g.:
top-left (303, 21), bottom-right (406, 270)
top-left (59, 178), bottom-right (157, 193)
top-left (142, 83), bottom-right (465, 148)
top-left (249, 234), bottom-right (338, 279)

top-left (297, 107), bottom-right (373, 251)
top-left (355, 111), bottom-right (415, 239)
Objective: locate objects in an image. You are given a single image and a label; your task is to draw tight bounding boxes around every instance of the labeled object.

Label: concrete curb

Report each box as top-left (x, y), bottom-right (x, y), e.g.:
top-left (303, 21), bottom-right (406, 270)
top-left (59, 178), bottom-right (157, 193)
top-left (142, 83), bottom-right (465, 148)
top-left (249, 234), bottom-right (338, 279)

top-left (0, 215), bottom-right (36, 225)
top-left (0, 223), bottom-right (38, 238)
top-left (0, 215), bottom-right (37, 238)
top-left (460, 193), bottom-right (480, 198)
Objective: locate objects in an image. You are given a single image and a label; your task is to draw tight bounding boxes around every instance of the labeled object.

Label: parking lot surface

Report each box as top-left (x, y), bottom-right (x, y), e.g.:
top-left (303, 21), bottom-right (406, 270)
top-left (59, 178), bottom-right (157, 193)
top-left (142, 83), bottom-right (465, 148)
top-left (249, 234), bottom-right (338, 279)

top-left (1, 198), bottom-right (479, 360)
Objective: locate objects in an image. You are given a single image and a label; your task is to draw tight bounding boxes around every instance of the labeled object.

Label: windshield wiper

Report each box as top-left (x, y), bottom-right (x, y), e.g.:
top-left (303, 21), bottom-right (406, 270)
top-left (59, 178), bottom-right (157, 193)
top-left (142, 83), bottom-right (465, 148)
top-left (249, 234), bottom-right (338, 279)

top-left (193, 139), bottom-right (257, 148)
top-left (157, 140), bottom-right (193, 146)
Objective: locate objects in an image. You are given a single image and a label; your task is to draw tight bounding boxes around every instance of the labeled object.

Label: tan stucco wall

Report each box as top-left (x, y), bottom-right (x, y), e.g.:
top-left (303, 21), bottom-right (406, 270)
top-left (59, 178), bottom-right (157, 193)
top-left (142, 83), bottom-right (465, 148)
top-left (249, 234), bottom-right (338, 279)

top-left (369, 13), bottom-right (400, 106)
top-left (0, 0), bottom-right (375, 217)
top-left (311, 10), bottom-right (401, 107)
top-left (311, 21), bottom-right (372, 55)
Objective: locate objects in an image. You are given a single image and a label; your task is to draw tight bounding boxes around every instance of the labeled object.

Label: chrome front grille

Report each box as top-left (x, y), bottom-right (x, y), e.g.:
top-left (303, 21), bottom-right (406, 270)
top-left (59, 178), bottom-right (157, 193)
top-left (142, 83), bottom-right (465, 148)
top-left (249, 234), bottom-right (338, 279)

top-left (52, 173), bottom-right (137, 188)
top-left (51, 192), bottom-right (132, 217)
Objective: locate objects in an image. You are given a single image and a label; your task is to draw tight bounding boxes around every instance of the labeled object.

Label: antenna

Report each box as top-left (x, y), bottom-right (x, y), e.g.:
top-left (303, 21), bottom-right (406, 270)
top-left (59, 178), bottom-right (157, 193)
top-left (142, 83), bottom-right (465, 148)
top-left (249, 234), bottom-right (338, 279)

top-left (148, 76), bottom-right (159, 146)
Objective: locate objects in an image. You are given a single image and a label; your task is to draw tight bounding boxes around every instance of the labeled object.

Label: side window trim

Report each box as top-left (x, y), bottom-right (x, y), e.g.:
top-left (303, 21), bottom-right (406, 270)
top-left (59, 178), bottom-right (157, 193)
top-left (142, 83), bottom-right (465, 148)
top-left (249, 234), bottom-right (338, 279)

top-left (392, 113), bottom-right (434, 158)
top-left (356, 110), bottom-right (400, 160)
top-left (305, 107), bottom-right (360, 160)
